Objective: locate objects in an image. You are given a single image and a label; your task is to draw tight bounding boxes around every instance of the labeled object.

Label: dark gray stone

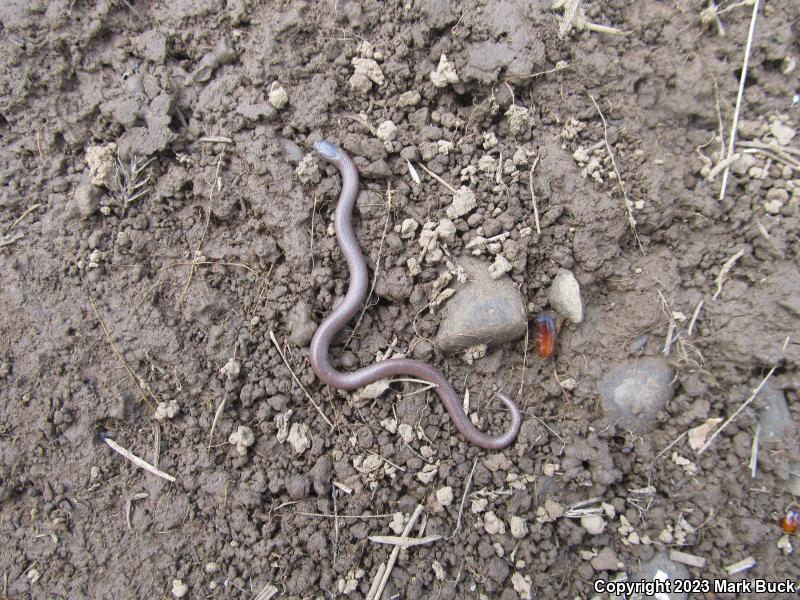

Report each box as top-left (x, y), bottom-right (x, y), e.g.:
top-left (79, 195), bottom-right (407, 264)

top-left (435, 256), bottom-right (527, 354)
top-left (757, 384), bottom-right (793, 444)
top-left (598, 357), bottom-right (673, 432)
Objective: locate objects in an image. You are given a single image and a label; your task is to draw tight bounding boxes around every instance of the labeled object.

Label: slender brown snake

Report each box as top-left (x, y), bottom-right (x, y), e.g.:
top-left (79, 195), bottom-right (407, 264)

top-left (308, 140), bottom-right (521, 449)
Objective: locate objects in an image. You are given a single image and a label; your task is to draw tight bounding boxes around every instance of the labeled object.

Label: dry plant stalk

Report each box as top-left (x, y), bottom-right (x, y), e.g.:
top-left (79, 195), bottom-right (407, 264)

top-left (589, 94), bottom-right (645, 254)
top-left (718, 0), bottom-right (761, 200)
top-left (103, 436), bottom-right (176, 482)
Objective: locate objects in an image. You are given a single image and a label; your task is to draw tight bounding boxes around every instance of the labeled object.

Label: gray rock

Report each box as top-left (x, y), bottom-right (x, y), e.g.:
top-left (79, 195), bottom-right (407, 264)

top-left (436, 256), bottom-right (527, 354)
top-left (74, 181), bottom-right (99, 219)
top-left (136, 30), bottom-right (168, 64)
top-left (236, 102), bottom-right (277, 122)
top-left (590, 547), bottom-right (622, 572)
top-left (630, 552), bottom-right (689, 600)
top-left (789, 462), bottom-right (800, 496)
top-left (287, 301), bottom-right (317, 347)
top-left (598, 357), bottom-right (673, 432)
top-left (758, 384), bottom-right (794, 444)
top-left (549, 268), bottom-right (583, 323)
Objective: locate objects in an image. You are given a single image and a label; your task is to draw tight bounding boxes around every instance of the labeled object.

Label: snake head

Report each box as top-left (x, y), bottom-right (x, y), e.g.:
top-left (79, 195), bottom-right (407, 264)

top-left (314, 140), bottom-right (339, 161)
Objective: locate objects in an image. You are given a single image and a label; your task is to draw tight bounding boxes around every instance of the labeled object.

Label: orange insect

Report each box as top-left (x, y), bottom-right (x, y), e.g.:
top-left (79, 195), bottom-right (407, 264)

top-left (780, 509), bottom-right (799, 534)
top-left (535, 314), bottom-right (559, 359)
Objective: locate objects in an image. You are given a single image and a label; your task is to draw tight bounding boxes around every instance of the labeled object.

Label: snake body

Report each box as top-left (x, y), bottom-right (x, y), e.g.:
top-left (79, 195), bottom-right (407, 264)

top-left (308, 140), bottom-right (521, 449)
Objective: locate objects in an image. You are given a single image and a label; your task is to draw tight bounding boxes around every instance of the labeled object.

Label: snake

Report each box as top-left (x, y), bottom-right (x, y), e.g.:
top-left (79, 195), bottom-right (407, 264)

top-left (308, 140), bottom-right (522, 450)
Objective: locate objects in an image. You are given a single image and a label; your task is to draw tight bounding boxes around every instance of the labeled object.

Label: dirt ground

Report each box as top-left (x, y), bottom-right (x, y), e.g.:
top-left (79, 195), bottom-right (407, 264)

top-left (1, 0), bottom-right (799, 598)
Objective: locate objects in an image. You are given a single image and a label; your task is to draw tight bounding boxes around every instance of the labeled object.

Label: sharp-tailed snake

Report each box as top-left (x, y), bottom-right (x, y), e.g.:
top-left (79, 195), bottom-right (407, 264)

top-left (308, 140), bottom-right (522, 449)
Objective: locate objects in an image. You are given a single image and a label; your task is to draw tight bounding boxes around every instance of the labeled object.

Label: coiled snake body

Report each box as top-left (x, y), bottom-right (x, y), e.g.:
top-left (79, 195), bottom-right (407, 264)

top-left (308, 140), bottom-right (522, 449)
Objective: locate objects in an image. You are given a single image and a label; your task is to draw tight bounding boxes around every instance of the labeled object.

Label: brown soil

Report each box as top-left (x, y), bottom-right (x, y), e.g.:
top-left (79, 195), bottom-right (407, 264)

top-left (1, 1), bottom-right (798, 598)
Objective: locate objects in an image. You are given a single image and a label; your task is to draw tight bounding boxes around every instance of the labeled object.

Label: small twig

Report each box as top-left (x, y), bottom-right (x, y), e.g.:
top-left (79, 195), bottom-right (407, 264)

top-left (712, 248), bottom-right (744, 300)
top-left (589, 94), bottom-right (644, 254)
top-left (310, 192), bottom-right (318, 273)
top-left (178, 151), bottom-right (224, 309)
top-left (125, 492), bottom-right (149, 530)
top-left (584, 22), bottom-right (625, 35)
top-left (332, 485), bottom-right (339, 564)
top-left (697, 366), bottom-right (776, 455)
top-left (738, 140), bottom-right (800, 158)
top-left (159, 260), bottom-right (259, 276)
top-left (87, 293), bottom-right (158, 407)
top-left (207, 396), bottom-right (227, 449)
top-left (365, 564), bottom-right (386, 600)
top-left (152, 423), bottom-right (161, 468)
top-left (269, 330), bottom-right (334, 428)
top-left (294, 511), bottom-right (393, 520)
top-left (669, 549), bottom-right (706, 569)
top-left (740, 147), bottom-right (800, 171)
top-left (450, 459), bottom-right (478, 539)
top-left (120, 0), bottom-right (148, 25)
top-left (365, 449), bottom-right (407, 472)
top-left (368, 534), bottom-right (442, 547)
top-left (366, 504), bottom-right (424, 600)
top-left (529, 153), bottom-right (541, 235)
top-left (4, 203), bottom-right (42, 235)
top-left (518, 325), bottom-right (529, 398)
top-left (504, 61), bottom-right (571, 83)
top-left (0, 232), bottom-right (24, 248)
top-left (725, 556), bottom-right (755, 575)
top-left (102, 436), bottom-right (176, 482)
top-left (646, 431), bottom-right (688, 489)
top-left (198, 136), bottom-right (234, 144)
top-left (657, 291), bottom-right (678, 356)
top-left (416, 162), bottom-right (457, 194)
top-left (749, 424), bottom-right (760, 478)
top-left (718, 0), bottom-right (760, 201)
top-left (706, 153), bottom-right (740, 181)
top-left (687, 299), bottom-right (704, 336)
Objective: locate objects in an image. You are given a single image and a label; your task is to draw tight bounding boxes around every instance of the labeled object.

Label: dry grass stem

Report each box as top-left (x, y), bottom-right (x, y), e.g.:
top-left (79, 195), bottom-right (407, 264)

top-left (268, 329), bottom-right (334, 428)
top-left (366, 504), bottom-right (424, 600)
top-left (198, 136), bottom-right (233, 144)
top-left (178, 151), bottom-right (224, 309)
top-left (749, 423), bottom-right (760, 478)
top-left (712, 248), bottom-right (744, 300)
top-left (529, 152), bottom-right (542, 234)
top-left (365, 449), bottom-right (407, 472)
top-left (718, 0), bottom-right (761, 200)
top-left (697, 366), bottom-right (776, 455)
top-left (0, 232), bottom-right (24, 248)
top-left (407, 160), bottom-right (421, 185)
top-left (518, 325), bottom-right (529, 397)
top-left (368, 534), bottom-right (442, 547)
top-left (365, 564), bottom-right (386, 600)
top-left (687, 299), bottom-right (704, 336)
top-left (125, 492), bottom-right (149, 530)
top-left (725, 556), bottom-right (755, 575)
top-left (669, 549), bottom-right (706, 569)
top-left (450, 458), bottom-right (478, 539)
top-left (207, 396), bottom-right (227, 449)
top-left (416, 162), bottom-right (457, 194)
top-left (294, 511), bottom-right (393, 519)
top-left (589, 94), bottom-right (645, 254)
top-left (152, 423), bottom-right (161, 468)
top-left (741, 146), bottom-right (800, 171)
top-left (87, 293), bottom-right (158, 406)
top-left (646, 431), bottom-right (688, 489)
top-left (103, 436), bottom-right (177, 482)
top-left (253, 584), bottom-right (279, 600)
top-left (4, 203), bottom-right (41, 235)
